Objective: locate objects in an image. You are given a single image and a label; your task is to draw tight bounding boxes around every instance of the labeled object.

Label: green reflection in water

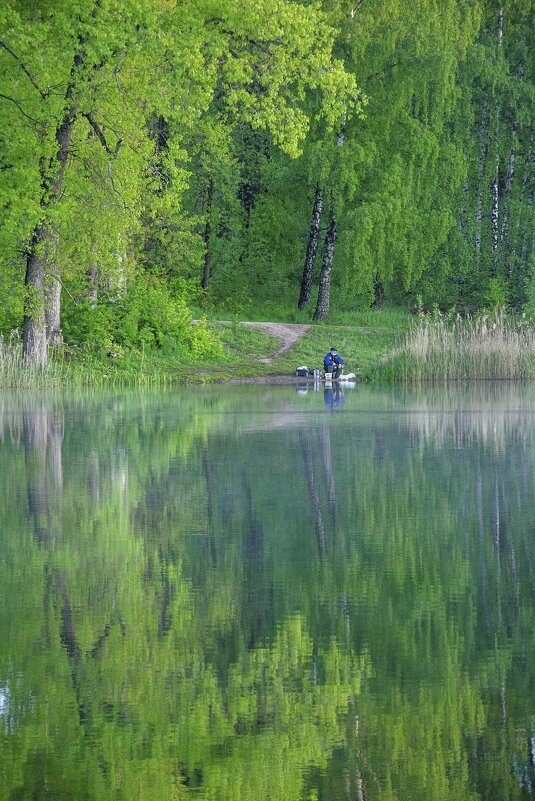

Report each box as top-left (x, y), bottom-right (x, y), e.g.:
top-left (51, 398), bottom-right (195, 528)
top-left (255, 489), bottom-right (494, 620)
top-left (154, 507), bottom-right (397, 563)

top-left (1, 384), bottom-right (535, 800)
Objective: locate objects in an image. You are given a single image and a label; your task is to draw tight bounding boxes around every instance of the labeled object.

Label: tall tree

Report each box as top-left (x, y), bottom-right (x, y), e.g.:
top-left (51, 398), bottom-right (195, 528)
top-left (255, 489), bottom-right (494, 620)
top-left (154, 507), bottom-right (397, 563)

top-left (1, 0), bottom-right (356, 361)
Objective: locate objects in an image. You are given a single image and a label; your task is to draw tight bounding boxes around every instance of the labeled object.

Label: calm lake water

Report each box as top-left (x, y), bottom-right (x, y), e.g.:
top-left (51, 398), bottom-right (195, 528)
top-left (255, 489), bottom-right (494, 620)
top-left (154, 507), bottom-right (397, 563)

top-left (2, 382), bottom-right (535, 801)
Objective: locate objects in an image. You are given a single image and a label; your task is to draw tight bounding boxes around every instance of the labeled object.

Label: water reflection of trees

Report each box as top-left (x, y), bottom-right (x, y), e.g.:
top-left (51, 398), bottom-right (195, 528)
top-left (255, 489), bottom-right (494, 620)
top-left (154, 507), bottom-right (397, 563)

top-left (2, 387), bottom-right (535, 800)
top-left (0, 394), bottom-right (366, 801)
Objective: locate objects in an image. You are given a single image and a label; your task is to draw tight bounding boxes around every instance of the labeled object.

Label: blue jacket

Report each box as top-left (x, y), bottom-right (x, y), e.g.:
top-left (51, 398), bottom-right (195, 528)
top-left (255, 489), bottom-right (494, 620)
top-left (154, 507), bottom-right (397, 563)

top-left (324, 352), bottom-right (345, 370)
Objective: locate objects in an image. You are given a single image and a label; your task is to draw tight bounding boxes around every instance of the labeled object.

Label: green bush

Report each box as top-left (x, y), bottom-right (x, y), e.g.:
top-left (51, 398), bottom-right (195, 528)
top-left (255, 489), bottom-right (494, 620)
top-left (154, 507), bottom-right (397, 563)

top-left (62, 272), bottom-right (223, 359)
top-left (190, 318), bottom-right (223, 360)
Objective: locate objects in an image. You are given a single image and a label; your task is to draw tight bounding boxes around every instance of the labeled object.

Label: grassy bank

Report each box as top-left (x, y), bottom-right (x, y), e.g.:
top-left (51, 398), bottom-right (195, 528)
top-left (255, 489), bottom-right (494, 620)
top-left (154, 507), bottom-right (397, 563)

top-left (379, 311), bottom-right (535, 381)
top-left (0, 308), bottom-right (407, 388)
top-left (0, 324), bottom-right (277, 388)
top-left (7, 310), bottom-right (535, 388)
top-left (272, 308), bottom-right (408, 379)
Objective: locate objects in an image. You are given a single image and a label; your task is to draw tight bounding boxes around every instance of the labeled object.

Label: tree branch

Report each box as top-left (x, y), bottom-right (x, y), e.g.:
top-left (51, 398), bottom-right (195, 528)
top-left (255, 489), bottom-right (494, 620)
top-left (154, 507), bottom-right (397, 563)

top-left (364, 60), bottom-right (403, 85)
top-left (84, 111), bottom-right (112, 153)
top-left (85, 112), bottom-right (123, 156)
top-left (349, 1), bottom-right (365, 17)
top-left (107, 162), bottom-right (128, 208)
top-left (0, 40), bottom-right (48, 98)
top-left (44, 272), bottom-right (80, 304)
top-left (0, 92), bottom-right (40, 122)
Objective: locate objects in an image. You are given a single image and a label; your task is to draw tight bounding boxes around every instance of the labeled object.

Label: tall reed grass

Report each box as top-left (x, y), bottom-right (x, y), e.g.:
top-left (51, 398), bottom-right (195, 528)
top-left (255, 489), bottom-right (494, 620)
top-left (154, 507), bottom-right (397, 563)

top-left (0, 332), bottom-right (169, 389)
top-left (380, 311), bottom-right (535, 381)
top-left (0, 332), bottom-right (66, 388)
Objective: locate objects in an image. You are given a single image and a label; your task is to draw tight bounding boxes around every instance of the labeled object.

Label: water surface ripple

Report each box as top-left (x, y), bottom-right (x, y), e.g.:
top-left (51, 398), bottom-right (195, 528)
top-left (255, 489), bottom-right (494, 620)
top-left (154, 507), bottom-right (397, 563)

top-left (1, 382), bottom-right (534, 801)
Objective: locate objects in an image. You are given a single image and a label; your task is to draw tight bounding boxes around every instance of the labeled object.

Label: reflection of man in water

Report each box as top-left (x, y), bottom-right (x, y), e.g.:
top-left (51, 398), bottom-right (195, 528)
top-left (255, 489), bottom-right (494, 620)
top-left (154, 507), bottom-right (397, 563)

top-left (324, 386), bottom-right (345, 408)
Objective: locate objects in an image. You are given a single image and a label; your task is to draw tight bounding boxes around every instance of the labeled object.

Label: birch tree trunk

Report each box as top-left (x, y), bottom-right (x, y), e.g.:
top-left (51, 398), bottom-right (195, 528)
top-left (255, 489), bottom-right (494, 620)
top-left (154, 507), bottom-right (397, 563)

top-left (201, 178), bottom-right (214, 290)
top-left (475, 102), bottom-right (489, 254)
top-left (512, 127), bottom-right (533, 291)
top-left (299, 116), bottom-right (345, 311)
top-left (298, 184), bottom-right (324, 308)
top-left (500, 119), bottom-right (517, 248)
top-left (490, 9), bottom-right (504, 274)
top-left (313, 212), bottom-right (337, 320)
top-left (491, 142), bottom-right (500, 262)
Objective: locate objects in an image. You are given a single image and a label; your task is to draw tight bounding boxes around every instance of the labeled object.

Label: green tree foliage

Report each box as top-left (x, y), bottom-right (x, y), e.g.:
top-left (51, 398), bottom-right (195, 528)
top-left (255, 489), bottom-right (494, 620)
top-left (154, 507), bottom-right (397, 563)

top-left (176, 0), bottom-right (534, 318)
top-left (0, 0), bottom-right (533, 349)
top-left (0, 0), bottom-right (356, 360)
top-left (437, 1), bottom-right (535, 311)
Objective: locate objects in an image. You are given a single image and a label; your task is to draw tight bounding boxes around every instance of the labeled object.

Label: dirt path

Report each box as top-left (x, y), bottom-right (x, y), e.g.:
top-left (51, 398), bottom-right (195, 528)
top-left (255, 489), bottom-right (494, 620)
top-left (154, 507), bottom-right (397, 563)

top-left (239, 322), bottom-right (311, 362)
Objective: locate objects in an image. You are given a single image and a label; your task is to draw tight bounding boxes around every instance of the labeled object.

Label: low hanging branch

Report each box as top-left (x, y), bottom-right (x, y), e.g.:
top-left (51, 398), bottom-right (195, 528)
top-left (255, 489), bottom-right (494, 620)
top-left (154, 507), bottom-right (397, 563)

top-left (349, 1), bottom-right (366, 18)
top-left (0, 92), bottom-right (40, 123)
top-left (84, 111), bottom-right (126, 206)
top-left (0, 39), bottom-right (48, 99)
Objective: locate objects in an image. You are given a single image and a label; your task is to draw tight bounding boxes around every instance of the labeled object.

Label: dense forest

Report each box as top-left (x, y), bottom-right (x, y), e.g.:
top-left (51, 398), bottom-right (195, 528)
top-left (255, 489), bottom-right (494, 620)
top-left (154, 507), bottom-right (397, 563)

top-left (1, 0), bottom-right (534, 364)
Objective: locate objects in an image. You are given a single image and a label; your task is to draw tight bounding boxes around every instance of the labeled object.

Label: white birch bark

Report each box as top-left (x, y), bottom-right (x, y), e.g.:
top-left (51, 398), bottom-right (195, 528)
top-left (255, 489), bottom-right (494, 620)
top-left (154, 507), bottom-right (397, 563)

top-left (312, 116), bottom-right (345, 320)
top-left (298, 184), bottom-right (324, 309)
top-left (313, 213), bottom-right (337, 320)
top-left (500, 119), bottom-right (517, 247)
top-left (490, 9), bottom-right (504, 266)
top-left (475, 102), bottom-right (489, 253)
top-left (512, 126), bottom-right (534, 282)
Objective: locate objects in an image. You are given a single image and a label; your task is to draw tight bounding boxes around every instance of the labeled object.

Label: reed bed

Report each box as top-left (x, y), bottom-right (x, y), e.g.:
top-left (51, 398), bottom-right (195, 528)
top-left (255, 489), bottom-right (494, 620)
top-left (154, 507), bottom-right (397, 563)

top-left (0, 334), bottom-right (66, 389)
top-left (0, 333), bottom-right (169, 389)
top-left (381, 311), bottom-right (535, 381)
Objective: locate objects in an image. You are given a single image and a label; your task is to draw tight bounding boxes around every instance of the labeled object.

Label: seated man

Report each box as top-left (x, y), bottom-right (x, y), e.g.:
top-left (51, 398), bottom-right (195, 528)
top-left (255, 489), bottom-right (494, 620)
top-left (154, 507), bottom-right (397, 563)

top-left (323, 347), bottom-right (345, 379)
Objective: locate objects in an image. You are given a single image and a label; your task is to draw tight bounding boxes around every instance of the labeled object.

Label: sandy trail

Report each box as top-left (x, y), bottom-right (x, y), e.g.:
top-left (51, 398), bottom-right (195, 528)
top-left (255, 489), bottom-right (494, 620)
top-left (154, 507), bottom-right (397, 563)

top-left (239, 322), bottom-right (311, 362)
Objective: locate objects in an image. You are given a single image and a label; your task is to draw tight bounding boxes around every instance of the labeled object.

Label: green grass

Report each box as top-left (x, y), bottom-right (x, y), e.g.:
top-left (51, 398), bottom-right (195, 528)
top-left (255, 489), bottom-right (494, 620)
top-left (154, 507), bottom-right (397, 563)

top-left (0, 324), bottom-right (280, 388)
top-left (268, 309), bottom-right (409, 380)
top-left (0, 307), bottom-right (408, 388)
top-left (214, 322), bottom-right (276, 360)
top-left (9, 308), bottom-right (535, 387)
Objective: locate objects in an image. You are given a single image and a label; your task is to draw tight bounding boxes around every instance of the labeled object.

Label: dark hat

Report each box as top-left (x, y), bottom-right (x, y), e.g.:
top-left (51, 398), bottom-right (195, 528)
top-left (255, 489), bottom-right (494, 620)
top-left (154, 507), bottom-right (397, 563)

top-left (330, 347), bottom-right (337, 352)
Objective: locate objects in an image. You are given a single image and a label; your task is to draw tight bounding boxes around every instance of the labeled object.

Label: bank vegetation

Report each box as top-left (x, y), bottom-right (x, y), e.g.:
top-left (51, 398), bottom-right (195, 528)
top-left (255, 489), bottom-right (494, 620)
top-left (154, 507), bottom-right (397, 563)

top-left (1, 0), bottom-right (534, 378)
top-left (381, 311), bottom-right (535, 381)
